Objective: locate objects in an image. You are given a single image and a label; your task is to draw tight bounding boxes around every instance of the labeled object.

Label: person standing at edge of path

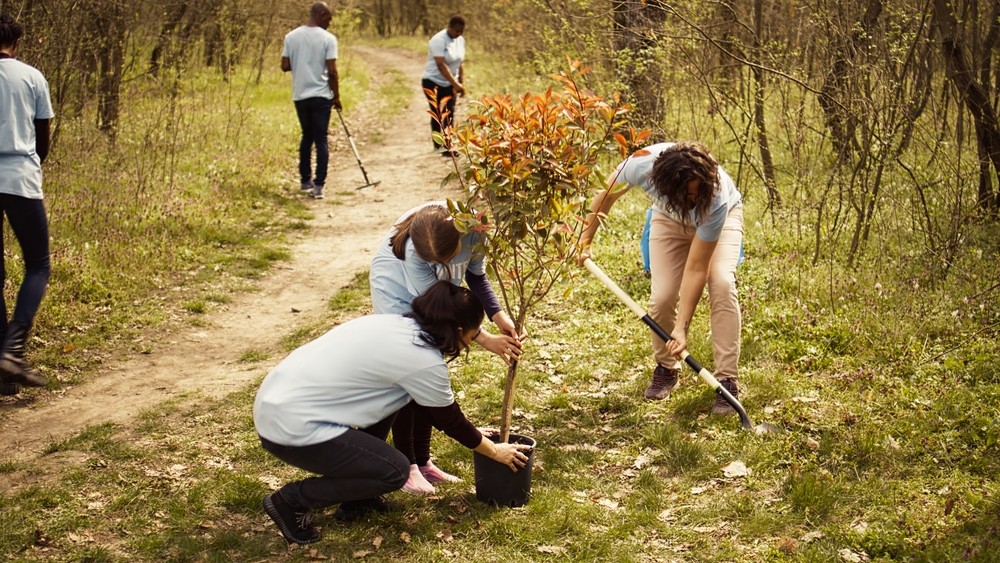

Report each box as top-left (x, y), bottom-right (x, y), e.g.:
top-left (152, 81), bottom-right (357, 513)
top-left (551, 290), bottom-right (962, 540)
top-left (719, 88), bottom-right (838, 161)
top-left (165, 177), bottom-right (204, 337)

top-left (576, 141), bottom-right (744, 416)
top-left (421, 14), bottom-right (465, 157)
top-left (369, 202), bottom-right (524, 494)
top-left (254, 281), bottom-right (531, 545)
top-left (0, 14), bottom-right (53, 396)
top-left (281, 2), bottom-right (340, 200)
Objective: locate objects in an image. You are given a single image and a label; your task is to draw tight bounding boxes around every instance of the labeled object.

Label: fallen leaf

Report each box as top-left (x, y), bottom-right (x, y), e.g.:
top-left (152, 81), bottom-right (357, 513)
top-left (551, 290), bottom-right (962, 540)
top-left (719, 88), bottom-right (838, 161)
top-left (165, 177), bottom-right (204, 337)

top-left (634, 453), bottom-right (653, 469)
top-left (352, 551), bottom-right (371, 559)
top-left (308, 549), bottom-right (328, 560)
top-left (693, 526), bottom-right (717, 533)
top-left (691, 486), bottom-right (707, 495)
top-left (64, 344), bottom-right (76, 353)
top-left (806, 437), bottom-right (820, 451)
top-left (436, 529), bottom-right (453, 542)
top-left (800, 530), bottom-right (825, 543)
top-left (945, 497), bottom-right (955, 516)
top-left (537, 545), bottom-right (567, 554)
top-left (838, 548), bottom-right (870, 562)
top-left (657, 509), bottom-right (675, 523)
top-left (372, 536), bottom-right (383, 550)
top-left (720, 460), bottom-right (751, 478)
top-left (777, 537), bottom-right (798, 553)
top-left (596, 498), bottom-right (620, 511)
top-left (850, 520), bottom-right (869, 534)
top-left (399, 532), bottom-right (411, 543)
top-left (198, 521), bottom-right (215, 529)
top-left (447, 515), bottom-right (460, 523)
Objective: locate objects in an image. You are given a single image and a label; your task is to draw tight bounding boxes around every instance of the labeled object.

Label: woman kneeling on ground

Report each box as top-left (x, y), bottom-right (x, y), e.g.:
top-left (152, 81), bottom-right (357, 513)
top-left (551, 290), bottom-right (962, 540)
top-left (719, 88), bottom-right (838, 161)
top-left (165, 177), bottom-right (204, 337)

top-left (254, 281), bottom-right (531, 545)
top-left (370, 202), bottom-right (523, 494)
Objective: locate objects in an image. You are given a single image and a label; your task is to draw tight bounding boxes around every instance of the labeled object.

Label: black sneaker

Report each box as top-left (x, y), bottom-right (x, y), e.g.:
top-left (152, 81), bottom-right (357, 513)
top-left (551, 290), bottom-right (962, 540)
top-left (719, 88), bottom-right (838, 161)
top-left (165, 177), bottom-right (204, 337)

top-left (711, 379), bottom-right (739, 416)
top-left (262, 492), bottom-right (321, 545)
top-left (334, 496), bottom-right (402, 521)
top-left (643, 365), bottom-right (679, 400)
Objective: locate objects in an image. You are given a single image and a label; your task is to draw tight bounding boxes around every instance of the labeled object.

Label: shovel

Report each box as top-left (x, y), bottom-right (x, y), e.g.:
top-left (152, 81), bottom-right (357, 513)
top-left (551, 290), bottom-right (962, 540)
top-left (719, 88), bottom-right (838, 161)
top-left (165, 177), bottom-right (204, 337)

top-left (584, 258), bottom-right (782, 435)
top-left (336, 109), bottom-right (381, 190)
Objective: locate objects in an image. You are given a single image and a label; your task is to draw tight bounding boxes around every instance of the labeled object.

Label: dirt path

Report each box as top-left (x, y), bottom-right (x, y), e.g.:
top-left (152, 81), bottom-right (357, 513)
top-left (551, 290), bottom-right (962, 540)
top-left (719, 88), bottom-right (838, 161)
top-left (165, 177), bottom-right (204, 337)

top-left (0, 46), bottom-right (460, 461)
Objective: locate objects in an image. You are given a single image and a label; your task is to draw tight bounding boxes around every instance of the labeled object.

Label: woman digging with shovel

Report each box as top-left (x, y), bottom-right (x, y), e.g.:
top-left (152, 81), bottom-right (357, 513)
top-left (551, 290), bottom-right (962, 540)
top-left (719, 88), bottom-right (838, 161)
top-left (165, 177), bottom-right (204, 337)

top-left (369, 202), bottom-right (524, 494)
top-left (577, 141), bottom-right (744, 415)
top-left (254, 281), bottom-right (531, 545)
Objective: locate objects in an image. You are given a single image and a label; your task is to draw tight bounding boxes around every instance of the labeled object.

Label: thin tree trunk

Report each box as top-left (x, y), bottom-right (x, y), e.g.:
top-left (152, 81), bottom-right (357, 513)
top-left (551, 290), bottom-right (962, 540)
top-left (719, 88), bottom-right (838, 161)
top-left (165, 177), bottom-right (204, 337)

top-left (752, 0), bottom-right (780, 209)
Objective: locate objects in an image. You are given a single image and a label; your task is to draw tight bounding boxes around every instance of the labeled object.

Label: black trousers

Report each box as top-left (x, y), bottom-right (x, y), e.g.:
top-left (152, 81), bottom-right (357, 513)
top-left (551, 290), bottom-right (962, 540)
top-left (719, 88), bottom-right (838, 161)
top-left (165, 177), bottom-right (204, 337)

top-left (260, 413), bottom-right (409, 510)
top-left (422, 78), bottom-right (456, 149)
top-left (292, 96), bottom-right (332, 186)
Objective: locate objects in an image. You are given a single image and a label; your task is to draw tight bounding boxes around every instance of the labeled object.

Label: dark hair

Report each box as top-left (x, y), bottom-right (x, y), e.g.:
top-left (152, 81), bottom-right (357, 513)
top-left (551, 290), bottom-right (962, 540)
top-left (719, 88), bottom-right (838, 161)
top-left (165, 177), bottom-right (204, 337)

top-left (448, 14), bottom-right (466, 28)
top-left (389, 205), bottom-right (462, 263)
top-left (0, 14), bottom-right (24, 47)
top-left (649, 141), bottom-right (720, 223)
top-left (407, 281), bottom-right (484, 358)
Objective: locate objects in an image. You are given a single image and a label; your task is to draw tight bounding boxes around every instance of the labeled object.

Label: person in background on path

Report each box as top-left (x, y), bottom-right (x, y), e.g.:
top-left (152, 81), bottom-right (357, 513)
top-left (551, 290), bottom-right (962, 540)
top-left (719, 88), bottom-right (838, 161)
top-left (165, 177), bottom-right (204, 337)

top-left (0, 15), bottom-right (52, 396)
top-left (576, 141), bottom-right (744, 415)
top-left (281, 2), bottom-right (340, 200)
top-left (370, 202), bottom-right (524, 494)
top-left (421, 15), bottom-right (465, 157)
top-left (255, 281), bottom-right (531, 545)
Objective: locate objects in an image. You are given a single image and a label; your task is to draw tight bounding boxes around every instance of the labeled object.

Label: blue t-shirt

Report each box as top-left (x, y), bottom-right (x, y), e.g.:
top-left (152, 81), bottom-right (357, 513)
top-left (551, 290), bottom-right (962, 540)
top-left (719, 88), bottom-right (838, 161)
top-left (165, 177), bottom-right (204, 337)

top-left (614, 142), bottom-right (742, 242)
top-left (0, 59), bottom-right (54, 199)
top-left (282, 26), bottom-right (338, 101)
top-left (369, 202), bottom-right (486, 315)
top-left (253, 315), bottom-right (454, 446)
top-left (421, 28), bottom-right (465, 87)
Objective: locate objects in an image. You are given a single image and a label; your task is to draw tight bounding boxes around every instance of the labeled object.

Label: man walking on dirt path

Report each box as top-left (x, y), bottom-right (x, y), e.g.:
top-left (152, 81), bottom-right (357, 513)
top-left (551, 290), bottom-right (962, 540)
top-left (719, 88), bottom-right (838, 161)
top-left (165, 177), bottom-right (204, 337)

top-left (282, 2), bottom-right (340, 200)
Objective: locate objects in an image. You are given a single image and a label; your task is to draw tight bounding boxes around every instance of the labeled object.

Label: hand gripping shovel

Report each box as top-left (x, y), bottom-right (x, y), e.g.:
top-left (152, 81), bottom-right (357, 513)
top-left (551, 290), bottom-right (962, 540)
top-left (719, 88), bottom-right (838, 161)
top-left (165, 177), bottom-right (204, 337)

top-left (584, 258), bottom-right (782, 435)
top-left (336, 108), bottom-right (381, 190)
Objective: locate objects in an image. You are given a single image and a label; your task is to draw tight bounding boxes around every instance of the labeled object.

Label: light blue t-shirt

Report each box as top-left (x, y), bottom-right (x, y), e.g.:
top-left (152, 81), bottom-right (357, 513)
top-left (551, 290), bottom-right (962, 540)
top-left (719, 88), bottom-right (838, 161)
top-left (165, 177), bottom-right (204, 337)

top-left (614, 142), bottom-right (742, 242)
top-left (253, 315), bottom-right (455, 446)
top-left (421, 28), bottom-right (465, 87)
top-left (282, 26), bottom-right (338, 101)
top-left (0, 59), bottom-right (54, 199)
top-left (369, 202), bottom-right (486, 315)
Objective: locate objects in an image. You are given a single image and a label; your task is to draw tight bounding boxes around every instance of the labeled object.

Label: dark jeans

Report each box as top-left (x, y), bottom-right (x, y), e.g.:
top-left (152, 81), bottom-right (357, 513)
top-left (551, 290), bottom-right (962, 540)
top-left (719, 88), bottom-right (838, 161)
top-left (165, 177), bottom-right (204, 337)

top-left (293, 97), bottom-right (333, 186)
top-left (0, 195), bottom-right (51, 336)
top-left (392, 401), bottom-right (433, 466)
top-left (422, 79), bottom-right (456, 150)
top-left (260, 413), bottom-right (409, 510)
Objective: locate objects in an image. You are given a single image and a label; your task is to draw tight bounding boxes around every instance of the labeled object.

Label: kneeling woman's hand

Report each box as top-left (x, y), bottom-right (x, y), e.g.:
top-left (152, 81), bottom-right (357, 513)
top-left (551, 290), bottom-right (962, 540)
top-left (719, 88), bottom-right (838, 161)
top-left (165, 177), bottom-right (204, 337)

top-left (474, 330), bottom-right (523, 366)
top-left (474, 433), bottom-right (533, 472)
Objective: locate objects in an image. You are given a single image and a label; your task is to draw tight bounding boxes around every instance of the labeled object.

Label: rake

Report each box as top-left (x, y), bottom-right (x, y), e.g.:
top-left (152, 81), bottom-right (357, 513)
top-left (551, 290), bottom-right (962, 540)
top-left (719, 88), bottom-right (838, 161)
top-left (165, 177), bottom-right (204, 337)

top-left (336, 108), bottom-right (381, 190)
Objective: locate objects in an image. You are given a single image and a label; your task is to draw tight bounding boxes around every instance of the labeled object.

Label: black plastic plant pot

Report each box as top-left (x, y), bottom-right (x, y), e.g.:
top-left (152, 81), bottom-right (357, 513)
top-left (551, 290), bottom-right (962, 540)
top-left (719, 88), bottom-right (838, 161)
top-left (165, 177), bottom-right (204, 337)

top-left (473, 433), bottom-right (536, 507)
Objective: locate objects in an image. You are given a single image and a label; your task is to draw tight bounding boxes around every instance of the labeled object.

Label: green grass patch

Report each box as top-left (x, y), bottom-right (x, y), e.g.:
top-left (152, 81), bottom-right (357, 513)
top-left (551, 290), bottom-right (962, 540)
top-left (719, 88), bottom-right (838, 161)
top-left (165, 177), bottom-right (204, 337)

top-left (328, 271), bottom-right (372, 313)
top-left (238, 349), bottom-right (271, 364)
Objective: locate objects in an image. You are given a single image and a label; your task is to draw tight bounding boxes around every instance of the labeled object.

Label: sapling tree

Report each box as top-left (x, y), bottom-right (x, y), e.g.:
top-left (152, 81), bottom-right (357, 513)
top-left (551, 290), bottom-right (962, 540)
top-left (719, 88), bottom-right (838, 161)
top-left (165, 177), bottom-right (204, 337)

top-left (433, 60), bottom-right (648, 441)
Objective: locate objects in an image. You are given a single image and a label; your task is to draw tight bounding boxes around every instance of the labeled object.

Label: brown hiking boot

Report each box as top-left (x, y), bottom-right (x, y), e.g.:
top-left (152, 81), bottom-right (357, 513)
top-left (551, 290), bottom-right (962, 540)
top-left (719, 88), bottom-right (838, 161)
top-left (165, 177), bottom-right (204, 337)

top-left (711, 379), bottom-right (739, 416)
top-left (644, 365), bottom-right (679, 400)
top-left (0, 323), bottom-right (47, 388)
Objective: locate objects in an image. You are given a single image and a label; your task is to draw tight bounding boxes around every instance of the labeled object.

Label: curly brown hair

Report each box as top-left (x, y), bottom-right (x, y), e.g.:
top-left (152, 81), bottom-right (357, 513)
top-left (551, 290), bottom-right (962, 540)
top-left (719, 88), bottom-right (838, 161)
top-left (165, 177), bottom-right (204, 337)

top-left (649, 141), bottom-right (720, 224)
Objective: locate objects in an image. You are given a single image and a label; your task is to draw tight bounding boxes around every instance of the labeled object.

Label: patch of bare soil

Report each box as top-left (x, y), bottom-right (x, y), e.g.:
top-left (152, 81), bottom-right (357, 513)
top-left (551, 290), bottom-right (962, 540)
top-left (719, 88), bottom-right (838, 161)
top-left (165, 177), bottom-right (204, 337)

top-left (0, 46), bottom-right (461, 462)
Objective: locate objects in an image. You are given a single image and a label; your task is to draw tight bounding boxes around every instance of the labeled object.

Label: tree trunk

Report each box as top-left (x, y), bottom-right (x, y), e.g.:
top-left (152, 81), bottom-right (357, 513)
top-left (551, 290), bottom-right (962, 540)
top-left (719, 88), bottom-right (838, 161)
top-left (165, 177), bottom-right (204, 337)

top-left (751, 0), bottom-right (780, 209)
top-left (612, 0), bottom-right (667, 127)
top-left (96, 7), bottom-right (125, 137)
top-left (934, 0), bottom-right (1000, 213)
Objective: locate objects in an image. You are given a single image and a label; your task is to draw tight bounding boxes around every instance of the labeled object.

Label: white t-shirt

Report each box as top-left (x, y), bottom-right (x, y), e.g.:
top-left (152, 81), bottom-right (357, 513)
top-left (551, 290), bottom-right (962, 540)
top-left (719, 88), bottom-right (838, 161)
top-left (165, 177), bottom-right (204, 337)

top-left (0, 58), bottom-right (54, 199)
top-left (253, 315), bottom-right (455, 447)
top-left (614, 143), bottom-right (742, 242)
top-left (369, 202), bottom-right (486, 315)
top-left (422, 28), bottom-right (465, 87)
top-left (282, 26), bottom-right (338, 101)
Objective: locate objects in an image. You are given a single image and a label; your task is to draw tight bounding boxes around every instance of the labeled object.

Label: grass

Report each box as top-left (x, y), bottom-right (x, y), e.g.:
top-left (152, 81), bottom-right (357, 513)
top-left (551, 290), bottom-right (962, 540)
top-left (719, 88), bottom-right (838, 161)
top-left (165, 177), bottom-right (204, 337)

top-left (2, 190), bottom-right (998, 561)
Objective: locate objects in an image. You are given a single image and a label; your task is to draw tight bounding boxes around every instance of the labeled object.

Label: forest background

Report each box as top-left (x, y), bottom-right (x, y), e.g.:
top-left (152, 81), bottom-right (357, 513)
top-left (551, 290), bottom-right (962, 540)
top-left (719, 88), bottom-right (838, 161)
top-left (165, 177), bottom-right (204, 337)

top-left (1, 0), bottom-right (999, 561)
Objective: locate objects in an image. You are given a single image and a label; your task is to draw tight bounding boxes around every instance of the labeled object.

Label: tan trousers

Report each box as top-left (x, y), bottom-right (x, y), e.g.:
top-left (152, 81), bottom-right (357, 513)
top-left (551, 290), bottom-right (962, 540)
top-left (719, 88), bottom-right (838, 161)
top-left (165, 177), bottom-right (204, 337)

top-left (647, 207), bottom-right (743, 381)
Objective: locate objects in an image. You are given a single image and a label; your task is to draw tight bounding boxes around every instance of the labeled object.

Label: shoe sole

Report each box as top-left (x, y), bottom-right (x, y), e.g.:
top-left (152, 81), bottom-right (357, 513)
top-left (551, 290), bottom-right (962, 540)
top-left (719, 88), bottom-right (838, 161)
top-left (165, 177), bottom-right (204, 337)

top-left (262, 496), bottom-right (321, 545)
top-left (0, 359), bottom-right (47, 387)
top-left (0, 382), bottom-right (21, 396)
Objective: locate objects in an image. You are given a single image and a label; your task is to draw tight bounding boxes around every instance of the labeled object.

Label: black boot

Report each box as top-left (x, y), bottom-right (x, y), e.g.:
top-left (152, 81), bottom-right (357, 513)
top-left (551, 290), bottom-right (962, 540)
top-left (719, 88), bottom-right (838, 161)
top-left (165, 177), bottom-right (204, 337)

top-left (0, 322), bottom-right (47, 388)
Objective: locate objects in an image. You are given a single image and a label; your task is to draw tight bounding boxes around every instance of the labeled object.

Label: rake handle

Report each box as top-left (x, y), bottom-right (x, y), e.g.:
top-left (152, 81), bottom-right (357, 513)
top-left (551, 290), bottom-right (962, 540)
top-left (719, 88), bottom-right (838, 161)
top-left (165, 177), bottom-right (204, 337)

top-left (336, 109), bottom-right (373, 185)
top-left (583, 259), bottom-right (754, 430)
